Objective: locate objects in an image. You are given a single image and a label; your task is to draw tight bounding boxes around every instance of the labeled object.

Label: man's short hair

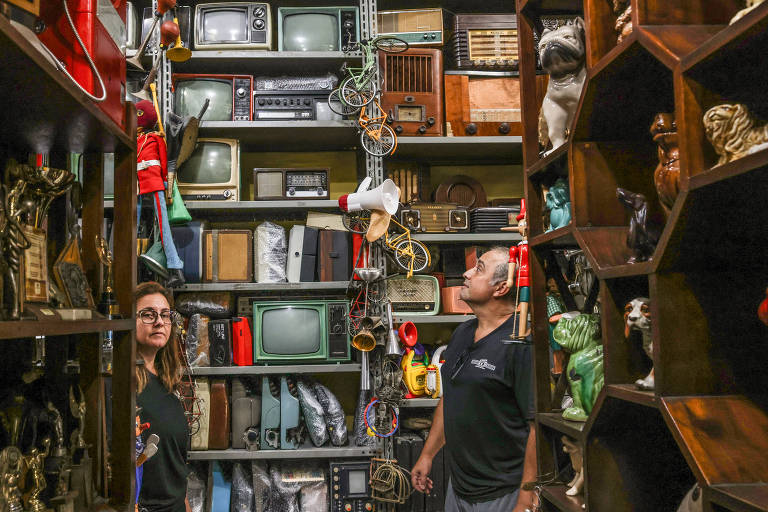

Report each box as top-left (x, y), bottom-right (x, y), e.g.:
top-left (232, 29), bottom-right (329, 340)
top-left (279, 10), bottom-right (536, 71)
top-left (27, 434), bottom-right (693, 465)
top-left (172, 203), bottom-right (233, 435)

top-left (487, 247), bottom-right (515, 302)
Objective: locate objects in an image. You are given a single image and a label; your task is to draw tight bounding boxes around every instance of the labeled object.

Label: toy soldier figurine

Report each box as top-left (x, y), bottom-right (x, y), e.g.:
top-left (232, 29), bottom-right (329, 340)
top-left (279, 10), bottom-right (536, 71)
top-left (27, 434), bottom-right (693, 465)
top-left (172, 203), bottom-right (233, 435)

top-left (135, 99), bottom-right (185, 287)
top-left (506, 199), bottom-right (530, 340)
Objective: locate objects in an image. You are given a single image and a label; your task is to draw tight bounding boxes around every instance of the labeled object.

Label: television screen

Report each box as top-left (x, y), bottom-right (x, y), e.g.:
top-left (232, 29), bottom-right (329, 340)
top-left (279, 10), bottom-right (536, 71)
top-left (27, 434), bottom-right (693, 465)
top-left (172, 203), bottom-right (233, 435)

top-left (178, 142), bottom-right (232, 184)
top-left (174, 79), bottom-right (233, 121)
top-left (348, 470), bottom-right (366, 494)
top-left (282, 13), bottom-right (338, 51)
top-left (262, 308), bottom-right (321, 355)
top-left (202, 9), bottom-right (248, 43)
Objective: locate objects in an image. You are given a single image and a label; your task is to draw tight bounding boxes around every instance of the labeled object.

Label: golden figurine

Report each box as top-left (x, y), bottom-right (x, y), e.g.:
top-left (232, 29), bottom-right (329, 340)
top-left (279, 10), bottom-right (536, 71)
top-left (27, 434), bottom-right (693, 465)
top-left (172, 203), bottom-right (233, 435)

top-left (69, 387), bottom-right (87, 455)
top-left (95, 235), bottom-right (119, 318)
top-left (0, 446), bottom-right (23, 512)
top-left (22, 438), bottom-right (50, 512)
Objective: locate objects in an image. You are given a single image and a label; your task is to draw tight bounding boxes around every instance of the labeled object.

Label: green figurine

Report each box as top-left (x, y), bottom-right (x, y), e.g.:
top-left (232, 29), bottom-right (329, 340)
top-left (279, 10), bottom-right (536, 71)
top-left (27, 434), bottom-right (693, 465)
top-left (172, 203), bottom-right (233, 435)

top-left (552, 312), bottom-right (604, 422)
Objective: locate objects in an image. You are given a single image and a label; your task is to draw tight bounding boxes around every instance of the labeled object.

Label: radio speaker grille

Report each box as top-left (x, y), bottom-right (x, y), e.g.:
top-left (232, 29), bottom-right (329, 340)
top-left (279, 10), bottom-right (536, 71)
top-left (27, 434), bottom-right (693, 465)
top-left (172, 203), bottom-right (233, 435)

top-left (384, 54), bottom-right (434, 93)
top-left (387, 276), bottom-right (438, 310)
top-left (256, 172), bottom-right (283, 198)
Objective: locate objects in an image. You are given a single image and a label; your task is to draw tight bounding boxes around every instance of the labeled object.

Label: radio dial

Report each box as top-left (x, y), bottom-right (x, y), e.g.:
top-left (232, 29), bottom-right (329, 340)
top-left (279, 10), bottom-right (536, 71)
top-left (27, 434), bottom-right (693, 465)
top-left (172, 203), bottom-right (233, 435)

top-left (427, 117), bottom-right (435, 126)
top-left (223, 190), bottom-right (232, 198)
top-left (316, 187), bottom-right (324, 196)
top-left (254, 19), bottom-right (265, 30)
top-left (283, 99), bottom-right (288, 105)
top-left (465, 123), bottom-right (478, 135)
top-left (431, 33), bottom-right (437, 39)
top-left (418, 125), bottom-right (427, 134)
top-left (267, 99), bottom-right (273, 105)
top-left (258, 98), bottom-right (265, 106)
top-left (498, 122), bottom-right (511, 134)
top-left (423, 34), bottom-right (428, 39)
top-left (288, 187), bottom-right (295, 196)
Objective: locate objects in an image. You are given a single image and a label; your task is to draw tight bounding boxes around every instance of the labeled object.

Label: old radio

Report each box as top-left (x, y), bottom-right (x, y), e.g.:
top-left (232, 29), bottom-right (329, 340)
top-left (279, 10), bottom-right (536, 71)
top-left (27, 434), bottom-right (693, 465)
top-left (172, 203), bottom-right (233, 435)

top-left (444, 71), bottom-right (522, 136)
top-left (330, 462), bottom-right (374, 512)
top-left (401, 203), bottom-right (469, 233)
top-left (37, 0), bottom-right (126, 128)
top-left (387, 275), bottom-right (440, 315)
top-left (377, 8), bottom-right (451, 46)
top-left (450, 14), bottom-right (518, 70)
top-left (253, 168), bottom-right (329, 200)
top-left (380, 48), bottom-right (444, 136)
top-left (470, 206), bottom-right (520, 232)
top-left (253, 74), bottom-right (341, 121)
top-left (173, 74), bottom-right (253, 121)
top-left (194, 2), bottom-right (272, 50)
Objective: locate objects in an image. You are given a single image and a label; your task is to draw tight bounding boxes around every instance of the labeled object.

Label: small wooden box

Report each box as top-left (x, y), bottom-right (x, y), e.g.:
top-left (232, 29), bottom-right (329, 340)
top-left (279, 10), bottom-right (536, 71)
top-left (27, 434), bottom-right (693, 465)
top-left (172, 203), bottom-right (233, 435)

top-left (203, 230), bottom-right (254, 283)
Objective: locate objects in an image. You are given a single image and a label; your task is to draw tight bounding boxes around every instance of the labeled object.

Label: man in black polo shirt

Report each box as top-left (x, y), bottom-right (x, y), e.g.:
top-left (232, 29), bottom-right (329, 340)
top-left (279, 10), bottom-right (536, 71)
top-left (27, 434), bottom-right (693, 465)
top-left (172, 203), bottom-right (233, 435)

top-left (411, 247), bottom-right (536, 512)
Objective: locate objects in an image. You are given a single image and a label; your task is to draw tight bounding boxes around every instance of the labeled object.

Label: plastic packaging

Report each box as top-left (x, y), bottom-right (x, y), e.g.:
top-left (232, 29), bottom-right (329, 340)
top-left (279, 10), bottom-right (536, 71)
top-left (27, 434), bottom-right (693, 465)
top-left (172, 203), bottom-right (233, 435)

top-left (175, 292), bottom-right (234, 318)
top-left (185, 314), bottom-right (210, 367)
top-left (353, 389), bottom-right (376, 447)
top-left (297, 379), bottom-right (328, 447)
top-left (300, 481), bottom-right (328, 512)
top-left (186, 470), bottom-right (205, 512)
top-left (255, 221), bottom-right (287, 283)
top-left (270, 465), bottom-right (301, 512)
top-left (313, 382), bottom-right (348, 446)
top-left (251, 461), bottom-right (271, 512)
top-left (231, 462), bottom-right (253, 512)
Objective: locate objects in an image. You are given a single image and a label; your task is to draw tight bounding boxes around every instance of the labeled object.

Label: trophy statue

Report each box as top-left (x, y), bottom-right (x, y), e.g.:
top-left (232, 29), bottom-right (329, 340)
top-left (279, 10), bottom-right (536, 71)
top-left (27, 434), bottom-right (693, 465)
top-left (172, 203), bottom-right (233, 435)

top-left (23, 438), bottom-right (51, 512)
top-left (0, 446), bottom-right (23, 512)
top-left (46, 402), bottom-right (67, 459)
top-left (68, 387), bottom-right (87, 456)
top-left (68, 386), bottom-right (92, 510)
top-left (95, 236), bottom-right (120, 318)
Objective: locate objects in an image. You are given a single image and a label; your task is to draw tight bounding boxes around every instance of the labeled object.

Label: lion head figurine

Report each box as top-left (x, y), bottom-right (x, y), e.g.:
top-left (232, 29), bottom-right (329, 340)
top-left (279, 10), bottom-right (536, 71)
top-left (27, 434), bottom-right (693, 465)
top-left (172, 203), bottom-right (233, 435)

top-left (703, 103), bottom-right (768, 166)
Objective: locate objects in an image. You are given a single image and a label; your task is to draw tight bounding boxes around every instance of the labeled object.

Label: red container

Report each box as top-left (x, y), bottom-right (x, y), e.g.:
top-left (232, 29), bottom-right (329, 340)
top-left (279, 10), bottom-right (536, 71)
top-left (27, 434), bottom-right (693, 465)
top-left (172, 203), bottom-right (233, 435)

top-left (441, 286), bottom-right (472, 314)
top-left (232, 316), bottom-right (253, 366)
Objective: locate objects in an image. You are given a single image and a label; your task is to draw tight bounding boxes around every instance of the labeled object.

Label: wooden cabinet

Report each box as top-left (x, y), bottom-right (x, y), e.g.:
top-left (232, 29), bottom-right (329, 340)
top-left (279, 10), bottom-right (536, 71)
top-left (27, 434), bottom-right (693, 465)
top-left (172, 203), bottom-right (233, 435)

top-left (518, 1), bottom-right (768, 510)
top-left (0, 13), bottom-right (137, 510)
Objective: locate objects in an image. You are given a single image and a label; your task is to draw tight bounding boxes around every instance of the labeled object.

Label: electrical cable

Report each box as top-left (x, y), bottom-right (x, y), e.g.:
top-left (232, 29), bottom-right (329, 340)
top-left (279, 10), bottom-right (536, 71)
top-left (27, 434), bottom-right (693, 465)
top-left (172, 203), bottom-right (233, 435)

top-left (363, 398), bottom-right (398, 438)
top-left (38, 0), bottom-right (107, 103)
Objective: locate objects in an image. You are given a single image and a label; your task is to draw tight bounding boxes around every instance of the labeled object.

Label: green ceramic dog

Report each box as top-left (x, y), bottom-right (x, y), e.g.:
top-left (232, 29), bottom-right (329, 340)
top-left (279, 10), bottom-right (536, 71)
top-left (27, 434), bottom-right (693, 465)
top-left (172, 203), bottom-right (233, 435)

top-left (552, 312), bottom-right (604, 422)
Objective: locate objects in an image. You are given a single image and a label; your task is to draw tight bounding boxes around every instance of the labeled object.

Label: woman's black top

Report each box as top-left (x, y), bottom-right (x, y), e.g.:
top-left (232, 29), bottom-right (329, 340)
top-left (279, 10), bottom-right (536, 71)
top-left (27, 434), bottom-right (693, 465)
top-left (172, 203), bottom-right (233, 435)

top-left (137, 372), bottom-right (189, 512)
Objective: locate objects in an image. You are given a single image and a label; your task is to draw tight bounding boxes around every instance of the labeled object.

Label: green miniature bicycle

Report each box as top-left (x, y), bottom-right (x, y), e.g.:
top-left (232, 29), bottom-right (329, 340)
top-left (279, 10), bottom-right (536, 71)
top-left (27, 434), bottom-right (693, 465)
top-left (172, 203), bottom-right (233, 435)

top-left (333, 35), bottom-right (408, 110)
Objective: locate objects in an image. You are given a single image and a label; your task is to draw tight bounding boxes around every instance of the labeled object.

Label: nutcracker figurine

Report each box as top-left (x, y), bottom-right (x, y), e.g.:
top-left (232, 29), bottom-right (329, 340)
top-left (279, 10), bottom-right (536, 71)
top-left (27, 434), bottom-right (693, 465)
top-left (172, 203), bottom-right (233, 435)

top-left (506, 199), bottom-right (530, 340)
top-left (136, 100), bottom-right (185, 287)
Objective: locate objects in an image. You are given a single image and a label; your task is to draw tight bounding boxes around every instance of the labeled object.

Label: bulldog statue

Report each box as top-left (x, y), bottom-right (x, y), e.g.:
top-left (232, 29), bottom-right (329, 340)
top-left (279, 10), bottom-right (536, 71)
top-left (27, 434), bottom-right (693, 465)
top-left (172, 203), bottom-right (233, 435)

top-left (538, 18), bottom-right (587, 155)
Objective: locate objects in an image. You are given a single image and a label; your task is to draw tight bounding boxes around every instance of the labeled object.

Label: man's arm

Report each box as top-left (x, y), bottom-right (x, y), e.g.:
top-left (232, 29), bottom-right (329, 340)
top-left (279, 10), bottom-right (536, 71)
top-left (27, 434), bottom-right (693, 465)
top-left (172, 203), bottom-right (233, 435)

top-left (410, 397), bottom-right (446, 493)
top-left (513, 422), bottom-right (537, 512)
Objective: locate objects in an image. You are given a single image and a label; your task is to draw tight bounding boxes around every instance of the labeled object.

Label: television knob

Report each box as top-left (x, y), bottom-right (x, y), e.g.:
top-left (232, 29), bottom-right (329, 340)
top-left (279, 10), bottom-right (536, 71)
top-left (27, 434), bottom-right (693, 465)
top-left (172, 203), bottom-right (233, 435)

top-left (418, 125), bottom-right (427, 134)
top-left (334, 485), bottom-right (339, 490)
top-left (333, 475), bottom-right (339, 481)
top-left (344, 20), bottom-right (354, 29)
top-left (289, 98), bottom-right (294, 105)
top-left (223, 190), bottom-right (232, 198)
top-left (254, 19), bottom-right (265, 30)
top-left (236, 88), bottom-right (246, 97)
top-left (498, 122), bottom-right (511, 134)
top-left (465, 123), bottom-right (478, 135)
top-left (254, 6), bottom-right (265, 17)
top-left (304, 98), bottom-right (311, 105)
top-left (258, 98), bottom-right (265, 106)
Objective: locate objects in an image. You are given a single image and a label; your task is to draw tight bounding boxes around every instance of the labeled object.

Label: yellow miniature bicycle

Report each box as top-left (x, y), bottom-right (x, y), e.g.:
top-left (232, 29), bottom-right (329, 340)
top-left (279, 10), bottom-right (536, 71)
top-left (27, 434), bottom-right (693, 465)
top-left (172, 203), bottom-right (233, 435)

top-left (343, 210), bottom-right (430, 277)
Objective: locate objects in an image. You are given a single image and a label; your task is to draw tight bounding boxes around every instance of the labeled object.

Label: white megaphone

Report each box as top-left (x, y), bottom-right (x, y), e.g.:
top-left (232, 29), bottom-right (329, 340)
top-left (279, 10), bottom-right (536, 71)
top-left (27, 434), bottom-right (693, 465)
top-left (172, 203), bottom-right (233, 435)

top-left (338, 177), bottom-right (399, 215)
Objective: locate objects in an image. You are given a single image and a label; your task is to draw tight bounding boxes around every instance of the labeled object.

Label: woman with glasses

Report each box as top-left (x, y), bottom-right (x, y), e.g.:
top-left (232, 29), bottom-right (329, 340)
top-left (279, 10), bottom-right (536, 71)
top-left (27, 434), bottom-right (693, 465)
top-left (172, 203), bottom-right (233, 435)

top-left (135, 282), bottom-right (190, 512)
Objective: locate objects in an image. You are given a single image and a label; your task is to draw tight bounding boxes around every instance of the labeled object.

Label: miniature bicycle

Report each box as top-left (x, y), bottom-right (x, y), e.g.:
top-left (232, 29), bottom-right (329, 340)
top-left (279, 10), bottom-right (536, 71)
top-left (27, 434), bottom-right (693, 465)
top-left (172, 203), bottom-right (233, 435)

top-left (342, 210), bottom-right (430, 278)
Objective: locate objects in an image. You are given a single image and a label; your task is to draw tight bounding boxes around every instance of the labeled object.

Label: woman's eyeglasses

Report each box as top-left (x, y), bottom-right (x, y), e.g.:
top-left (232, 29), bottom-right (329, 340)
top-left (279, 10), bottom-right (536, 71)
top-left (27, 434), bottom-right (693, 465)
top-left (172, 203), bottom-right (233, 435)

top-left (137, 309), bottom-right (174, 325)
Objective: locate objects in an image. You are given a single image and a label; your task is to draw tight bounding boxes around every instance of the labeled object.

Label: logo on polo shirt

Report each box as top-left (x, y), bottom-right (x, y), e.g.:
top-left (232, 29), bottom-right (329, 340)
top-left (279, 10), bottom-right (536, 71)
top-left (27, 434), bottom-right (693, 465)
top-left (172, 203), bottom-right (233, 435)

top-left (470, 359), bottom-right (496, 371)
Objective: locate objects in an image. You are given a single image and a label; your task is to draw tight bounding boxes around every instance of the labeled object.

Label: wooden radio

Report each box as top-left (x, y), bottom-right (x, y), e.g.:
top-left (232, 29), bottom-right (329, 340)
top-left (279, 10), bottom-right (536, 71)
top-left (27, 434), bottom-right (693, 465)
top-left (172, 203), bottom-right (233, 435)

top-left (253, 168), bottom-right (330, 200)
top-left (380, 48), bottom-right (444, 136)
top-left (400, 203), bottom-right (469, 233)
top-left (444, 71), bottom-right (522, 137)
top-left (449, 14), bottom-right (518, 70)
top-left (377, 8), bottom-right (452, 47)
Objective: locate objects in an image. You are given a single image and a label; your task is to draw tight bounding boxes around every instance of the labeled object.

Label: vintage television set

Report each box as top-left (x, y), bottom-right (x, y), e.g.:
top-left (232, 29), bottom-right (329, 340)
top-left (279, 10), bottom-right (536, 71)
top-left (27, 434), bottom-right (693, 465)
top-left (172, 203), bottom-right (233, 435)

top-left (252, 301), bottom-right (350, 363)
top-left (277, 7), bottom-right (360, 52)
top-left (37, 0), bottom-right (126, 128)
top-left (176, 138), bottom-right (240, 201)
top-left (172, 74), bottom-right (253, 121)
top-left (194, 2), bottom-right (272, 50)
top-left (377, 8), bottom-right (452, 46)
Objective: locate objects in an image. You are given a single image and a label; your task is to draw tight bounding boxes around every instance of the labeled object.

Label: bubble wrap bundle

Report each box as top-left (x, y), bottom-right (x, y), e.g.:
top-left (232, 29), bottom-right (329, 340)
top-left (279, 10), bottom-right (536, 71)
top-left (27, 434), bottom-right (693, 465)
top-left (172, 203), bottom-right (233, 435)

top-left (255, 221), bottom-right (287, 283)
top-left (300, 481), bottom-right (328, 512)
top-left (231, 462), bottom-right (253, 512)
top-left (269, 465), bottom-right (301, 512)
top-left (313, 382), bottom-right (348, 446)
top-left (175, 292), bottom-right (234, 318)
top-left (297, 379), bottom-right (328, 447)
top-left (186, 470), bottom-right (206, 512)
top-left (353, 389), bottom-right (376, 448)
top-left (251, 461), bottom-right (272, 512)
top-left (185, 314), bottom-right (210, 367)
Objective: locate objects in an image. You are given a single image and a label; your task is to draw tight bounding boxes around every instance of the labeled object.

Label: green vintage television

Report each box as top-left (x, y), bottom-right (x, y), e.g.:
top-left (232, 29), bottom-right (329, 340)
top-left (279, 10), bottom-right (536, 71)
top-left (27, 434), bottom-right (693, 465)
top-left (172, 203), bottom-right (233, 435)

top-left (252, 300), bottom-right (350, 363)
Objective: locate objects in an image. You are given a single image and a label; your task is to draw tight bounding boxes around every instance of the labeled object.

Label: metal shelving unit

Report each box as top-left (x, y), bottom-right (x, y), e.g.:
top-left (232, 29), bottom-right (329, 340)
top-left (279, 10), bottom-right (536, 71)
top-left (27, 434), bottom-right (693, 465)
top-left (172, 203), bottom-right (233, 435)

top-left (188, 444), bottom-right (377, 460)
top-left (412, 232), bottom-right (522, 242)
top-left (395, 136), bottom-right (523, 164)
top-left (176, 281), bottom-right (349, 292)
top-left (391, 314), bottom-right (475, 324)
top-left (197, 120), bottom-right (358, 150)
top-left (186, 363), bottom-right (362, 376)
top-left (173, 50), bottom-right (362, 74)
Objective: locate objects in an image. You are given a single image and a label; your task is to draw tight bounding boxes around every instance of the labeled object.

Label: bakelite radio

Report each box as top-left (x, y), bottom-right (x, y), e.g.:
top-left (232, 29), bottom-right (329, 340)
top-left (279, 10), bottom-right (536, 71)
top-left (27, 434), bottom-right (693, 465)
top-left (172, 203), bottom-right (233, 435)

top-left (449, 14), bottom-right (519, 70)
top-left (380, 48), bottom-right (444, 136)
top-left (37, 0), bottom-right (126, 128)
top-left (444, 71), bottom-right (523, 137)
top-left (376, 8), bottom-right (451, 46)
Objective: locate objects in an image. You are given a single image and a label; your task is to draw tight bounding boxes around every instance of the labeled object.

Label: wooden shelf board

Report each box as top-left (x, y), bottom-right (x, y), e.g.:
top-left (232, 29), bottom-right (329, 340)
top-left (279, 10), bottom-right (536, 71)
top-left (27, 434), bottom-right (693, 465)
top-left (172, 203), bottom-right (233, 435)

top-left (411, 232), bottom-right (522, 242)
top-left (682, 2), bottom-right (768, 73)
top-left (537, 412), bottom-right (586, 441)
top-left (175, 281), bottom-right (349, 292)
top-left (660, 396), bottom-right (768, 485)
top-left (638, 25), bottom-right (724, 69)
top-left (188, 443), bottom-right (376, 460)
top-left (530, 226), bottom-right (577, 248)
top-left (526, 144), bottom-right (569, 179)
top-left (540, 484), bottom-right (585, 512)
top-left (605, 384), bottom-right (657, 408)
top-left (173, 50), bottom-right (361, 74)
top-left (0, 318), bottom-right (134, 340)
top-left (689, 146), bottom-right (768, 192)
top-left (575, 227), bottom-right (655, 279)
top-left (186, 364), bottom-right (361, 376)
top-left (710, 483), bottom-right (768, 512)
top-left (0, 15), bottom-right (134, 153)
top-left (391, 314), bottom-right (475, 324)
top-left (198, 121), bottom-right (358, 151)
top-left (394, 136), bottom-right (523, 164)
top-left (519, 0), bottom-right (583, 15)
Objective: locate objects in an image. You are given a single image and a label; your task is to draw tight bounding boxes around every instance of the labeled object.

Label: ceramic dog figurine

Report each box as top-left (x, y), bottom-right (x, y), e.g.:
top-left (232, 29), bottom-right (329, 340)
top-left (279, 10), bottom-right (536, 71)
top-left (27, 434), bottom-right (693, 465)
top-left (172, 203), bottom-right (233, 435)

top-left (677, 484), bottom-right (704, 512)
top-left (624, 297), bottom-right (654, 390)
top-left (538, 18), bottom-right (587, 154)
top-left (730, 0), bottom-right (765, 24)
top-left (545, 177), bottom-right (572, 232)
top-left (651, 113), bottom-right (680, 218)
top-left (616, 187), bottom-right (660, 264)
top-left (704, 103), bottom-right (768, 166)
top-left (561, 436), bottom-right (584, 496)
top-left (552, 312), bottom-right (604, 422)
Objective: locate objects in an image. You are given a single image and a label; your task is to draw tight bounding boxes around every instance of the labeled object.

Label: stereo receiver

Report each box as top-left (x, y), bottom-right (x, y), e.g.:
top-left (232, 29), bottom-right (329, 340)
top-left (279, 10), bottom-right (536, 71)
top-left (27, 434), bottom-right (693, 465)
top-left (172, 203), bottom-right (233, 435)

top-left (253, 74), bottom-right (342, 121)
